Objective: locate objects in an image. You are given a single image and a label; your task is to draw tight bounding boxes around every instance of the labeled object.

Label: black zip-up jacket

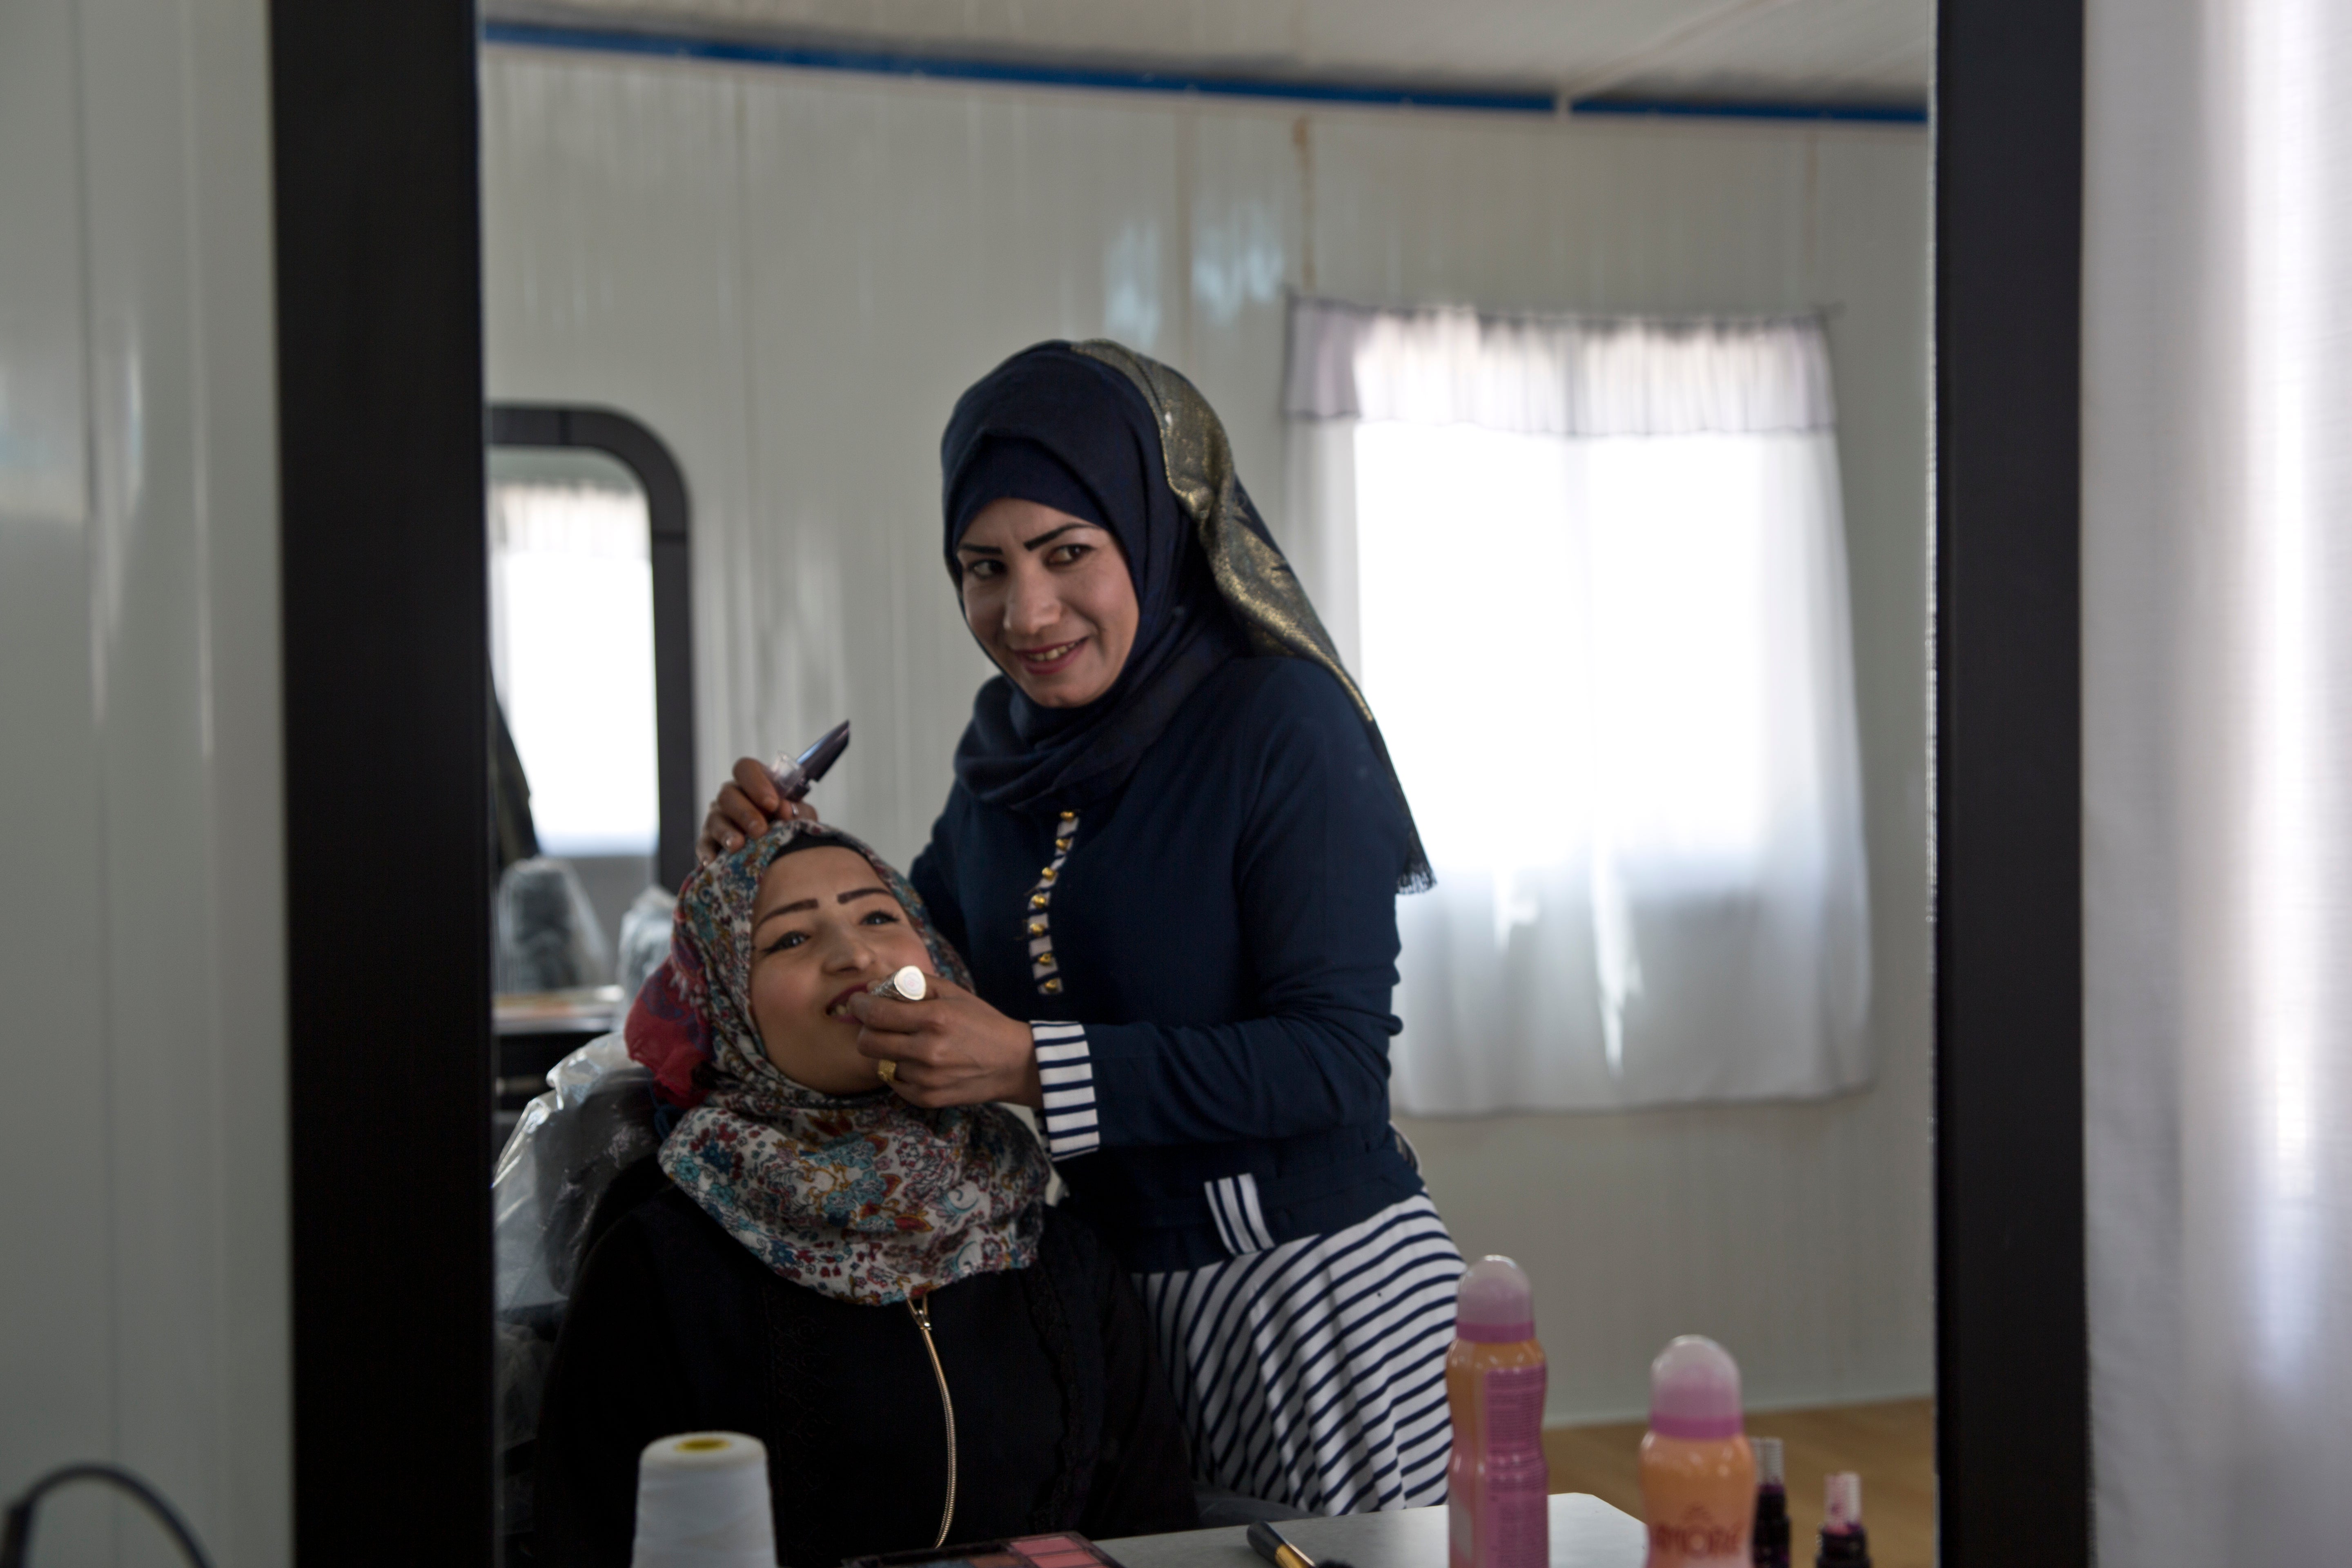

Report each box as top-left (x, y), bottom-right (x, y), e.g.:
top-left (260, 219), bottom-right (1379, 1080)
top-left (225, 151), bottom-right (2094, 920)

top-left (534, 1188), bottom-right (1198, 1567)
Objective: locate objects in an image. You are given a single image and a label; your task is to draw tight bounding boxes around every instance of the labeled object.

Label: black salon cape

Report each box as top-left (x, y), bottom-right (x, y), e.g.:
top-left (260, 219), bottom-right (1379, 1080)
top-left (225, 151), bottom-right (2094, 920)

top-left (911, 657), bottom-right (1425, 1275)
top-left (533, 1187), bottom-right (1197, 1568)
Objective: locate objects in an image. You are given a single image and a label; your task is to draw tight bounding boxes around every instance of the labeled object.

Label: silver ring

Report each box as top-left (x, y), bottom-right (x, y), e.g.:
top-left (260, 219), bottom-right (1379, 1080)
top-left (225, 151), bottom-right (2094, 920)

top-left (872, 965), bottom-right (929, 1003)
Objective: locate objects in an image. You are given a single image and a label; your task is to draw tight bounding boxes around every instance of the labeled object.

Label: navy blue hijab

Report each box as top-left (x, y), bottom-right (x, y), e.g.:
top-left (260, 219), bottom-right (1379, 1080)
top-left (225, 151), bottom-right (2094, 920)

top-left (942, 343), bottom-right (1247, 813)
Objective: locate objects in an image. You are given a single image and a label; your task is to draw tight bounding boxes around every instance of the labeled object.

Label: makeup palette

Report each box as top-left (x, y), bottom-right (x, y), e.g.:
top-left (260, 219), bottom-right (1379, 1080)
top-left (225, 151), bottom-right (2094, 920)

top-left (844, 1532), bottom-right (1131, 1568)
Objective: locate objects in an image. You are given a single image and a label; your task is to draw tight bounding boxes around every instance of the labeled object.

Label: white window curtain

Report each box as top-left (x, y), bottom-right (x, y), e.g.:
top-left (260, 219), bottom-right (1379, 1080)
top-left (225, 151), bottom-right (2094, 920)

top-left (1285, 298), bottom-right (1871, 1113)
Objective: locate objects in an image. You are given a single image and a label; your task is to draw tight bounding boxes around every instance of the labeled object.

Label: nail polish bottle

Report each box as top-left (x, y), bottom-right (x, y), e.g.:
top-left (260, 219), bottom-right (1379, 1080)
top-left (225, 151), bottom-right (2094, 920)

top-left (1749, 1437), bottom-right (1789, 1568)
top-left (1813, 1473), bottom-right (1871, 1568)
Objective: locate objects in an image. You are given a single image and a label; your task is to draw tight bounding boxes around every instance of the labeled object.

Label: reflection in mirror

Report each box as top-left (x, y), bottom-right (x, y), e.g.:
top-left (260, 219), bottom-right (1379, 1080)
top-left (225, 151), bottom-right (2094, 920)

top-left (487, 445), bottom-right (659, 1049)
top-left (490, 447), bottom-right (658, 911)
top-left (477, 13), bottom-right (1934, 1566)
top-left (483, 424), bottom-right (698, 1564)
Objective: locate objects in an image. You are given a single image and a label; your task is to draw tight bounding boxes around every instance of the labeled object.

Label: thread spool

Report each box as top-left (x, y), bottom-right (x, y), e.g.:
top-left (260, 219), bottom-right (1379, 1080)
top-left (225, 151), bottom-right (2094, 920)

top-left (631, 1431), bottom-right (777, 1568)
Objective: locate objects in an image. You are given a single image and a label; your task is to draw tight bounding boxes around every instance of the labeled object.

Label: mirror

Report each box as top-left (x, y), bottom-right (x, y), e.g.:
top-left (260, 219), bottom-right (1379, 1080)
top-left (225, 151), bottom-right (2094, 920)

top-left (489, 445), bottom-right (656, 932)
top-left (487, 440), bottom-right (653, 1100)
top-left (474, 15), bottom-right (1933, 1567)
top-left (483, 414), bottom-right (695, 1105)
top-left (483, 414), bottom-right (702, 1559)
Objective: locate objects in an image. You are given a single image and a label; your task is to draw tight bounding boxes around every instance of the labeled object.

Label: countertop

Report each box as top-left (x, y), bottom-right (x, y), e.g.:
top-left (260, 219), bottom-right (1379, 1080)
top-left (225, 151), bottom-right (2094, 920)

top-left (1101, 1494), bottom-right (1645, 1568)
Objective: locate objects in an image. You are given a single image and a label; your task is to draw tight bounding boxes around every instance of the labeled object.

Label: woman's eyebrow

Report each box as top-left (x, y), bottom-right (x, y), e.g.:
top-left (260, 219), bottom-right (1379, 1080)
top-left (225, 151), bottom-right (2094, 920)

top-left (753, 886), bottom-right (888, 930)
top-left (955, 522), bottom-right (1097, 557)
top-left (1018, 522), bottom-right (1093, 552)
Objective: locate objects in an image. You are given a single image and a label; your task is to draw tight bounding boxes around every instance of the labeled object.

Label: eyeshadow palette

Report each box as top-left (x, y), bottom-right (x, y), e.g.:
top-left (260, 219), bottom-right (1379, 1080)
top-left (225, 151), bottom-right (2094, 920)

top-left (844, 1532), bottom-right (1131, 1568)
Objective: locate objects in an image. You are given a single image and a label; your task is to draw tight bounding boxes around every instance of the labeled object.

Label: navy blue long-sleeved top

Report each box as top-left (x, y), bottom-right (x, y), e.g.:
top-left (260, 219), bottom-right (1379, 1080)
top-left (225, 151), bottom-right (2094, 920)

top-left (910, 656), bottom-right (1425, 1273)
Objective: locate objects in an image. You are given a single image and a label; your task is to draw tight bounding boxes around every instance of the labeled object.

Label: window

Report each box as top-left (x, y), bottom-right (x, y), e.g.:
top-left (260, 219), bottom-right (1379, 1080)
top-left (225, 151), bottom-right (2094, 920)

top-left (484, 407), bottom-right (694, 1069)
top-left (489, 445), bottom-right (659, 860)
top-left (1289, 300), bottom-right (1871, 1112)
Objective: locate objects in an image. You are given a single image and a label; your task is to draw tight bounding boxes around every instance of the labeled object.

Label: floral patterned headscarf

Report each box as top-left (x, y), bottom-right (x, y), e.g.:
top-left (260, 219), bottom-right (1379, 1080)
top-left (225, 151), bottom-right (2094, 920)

top-left (626, 820), bottom-right (1047, 1305)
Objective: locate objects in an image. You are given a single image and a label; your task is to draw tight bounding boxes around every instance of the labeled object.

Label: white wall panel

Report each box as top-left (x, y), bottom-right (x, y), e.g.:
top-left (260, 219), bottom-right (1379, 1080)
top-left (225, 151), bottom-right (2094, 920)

top-left (0, 0), bottom-right (288, 1560)
top-left (1182, 113), bottom-right (1298, 537)
top-left (2085, 0), bottom-right (2352, 1557)
top-left (480, 50), bottom-right (1930, 1421)
top-left (0, 0), bottom-right (113, 1554)
top-left (481, 56), bottom-right (763, 846)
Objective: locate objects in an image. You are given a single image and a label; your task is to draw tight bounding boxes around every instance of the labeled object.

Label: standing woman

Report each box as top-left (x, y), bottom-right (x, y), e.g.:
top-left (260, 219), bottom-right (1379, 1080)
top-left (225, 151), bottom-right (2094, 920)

top-left (700, 342), bottom-right (1463, 1515)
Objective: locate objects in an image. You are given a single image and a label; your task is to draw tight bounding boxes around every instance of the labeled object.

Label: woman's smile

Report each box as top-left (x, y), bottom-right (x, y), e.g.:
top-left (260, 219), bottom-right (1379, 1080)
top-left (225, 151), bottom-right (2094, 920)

top-left (1011, 636), bottom-right (1088, 673)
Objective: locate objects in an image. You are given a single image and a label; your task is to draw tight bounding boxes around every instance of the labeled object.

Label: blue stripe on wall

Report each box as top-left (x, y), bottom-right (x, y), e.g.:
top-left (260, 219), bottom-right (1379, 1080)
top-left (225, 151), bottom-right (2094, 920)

top-left (480, 21), bottom-right (1929, 126)
top-left (480, 21), bottom-right (1558, 113)
top-left (1572, 96), bottom-right (1930, 125)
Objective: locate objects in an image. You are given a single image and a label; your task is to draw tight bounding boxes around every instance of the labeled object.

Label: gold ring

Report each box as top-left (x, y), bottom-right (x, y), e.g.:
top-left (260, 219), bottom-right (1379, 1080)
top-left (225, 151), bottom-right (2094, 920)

top-left (877, 1059), bottom-right (898, 1085)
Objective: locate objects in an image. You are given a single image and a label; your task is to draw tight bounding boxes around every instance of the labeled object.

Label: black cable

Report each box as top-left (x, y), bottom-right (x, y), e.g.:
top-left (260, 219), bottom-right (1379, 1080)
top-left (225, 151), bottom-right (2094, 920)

top-left (0, 1462), bottom-right (217, 1568)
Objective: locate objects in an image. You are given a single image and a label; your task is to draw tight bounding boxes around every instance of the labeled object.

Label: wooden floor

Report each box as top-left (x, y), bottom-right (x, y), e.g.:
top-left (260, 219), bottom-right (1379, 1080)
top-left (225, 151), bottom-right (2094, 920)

top-left (1544, 1398), bottom-right (1934, 1568)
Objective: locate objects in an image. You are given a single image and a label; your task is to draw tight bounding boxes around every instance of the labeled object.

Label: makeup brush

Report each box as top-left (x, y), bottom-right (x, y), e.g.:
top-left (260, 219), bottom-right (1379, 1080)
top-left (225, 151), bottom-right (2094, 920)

top-left (1247, 1521), bottom-right (1353, 1568)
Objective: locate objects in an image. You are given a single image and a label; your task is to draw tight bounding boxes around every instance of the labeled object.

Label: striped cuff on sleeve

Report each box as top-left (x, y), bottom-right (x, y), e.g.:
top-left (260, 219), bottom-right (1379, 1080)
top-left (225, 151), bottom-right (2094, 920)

top-left (1205, 1172), bottom-right (1277, 1256)
top-left (1031, 1021), bottom-right (1100, 1158)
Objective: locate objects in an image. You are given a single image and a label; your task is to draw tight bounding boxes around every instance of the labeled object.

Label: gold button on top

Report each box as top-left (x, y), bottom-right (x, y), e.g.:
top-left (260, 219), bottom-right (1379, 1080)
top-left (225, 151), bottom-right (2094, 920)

top-left (1058, 810), bottom-right (1076, 822)
top-left (1040, 978), bottom-right (1064, 994)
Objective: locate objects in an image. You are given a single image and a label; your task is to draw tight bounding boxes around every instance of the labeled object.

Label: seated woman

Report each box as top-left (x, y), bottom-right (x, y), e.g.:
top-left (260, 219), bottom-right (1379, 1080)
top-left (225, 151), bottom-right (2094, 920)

top-left (534, 822), bottom-right (1198, 1567)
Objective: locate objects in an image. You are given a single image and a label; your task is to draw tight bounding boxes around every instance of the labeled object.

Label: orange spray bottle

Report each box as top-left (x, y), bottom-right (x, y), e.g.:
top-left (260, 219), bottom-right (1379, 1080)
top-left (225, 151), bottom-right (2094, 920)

top-left (1446, 1256), bottom-right (1549, 1568)
top-left (1638, 1336), bottom-right (1754, 1568)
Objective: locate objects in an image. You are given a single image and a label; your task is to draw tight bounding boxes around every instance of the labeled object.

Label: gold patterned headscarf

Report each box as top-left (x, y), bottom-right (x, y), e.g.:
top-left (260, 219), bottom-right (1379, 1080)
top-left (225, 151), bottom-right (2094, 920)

top-left (1069, 341), bottom-right (1432, 890)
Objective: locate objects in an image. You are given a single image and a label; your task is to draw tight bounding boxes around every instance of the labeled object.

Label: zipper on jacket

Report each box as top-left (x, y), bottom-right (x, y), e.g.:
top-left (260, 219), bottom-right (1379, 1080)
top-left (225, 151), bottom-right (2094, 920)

top-left (908, 1294), bottom-right (957, 1548)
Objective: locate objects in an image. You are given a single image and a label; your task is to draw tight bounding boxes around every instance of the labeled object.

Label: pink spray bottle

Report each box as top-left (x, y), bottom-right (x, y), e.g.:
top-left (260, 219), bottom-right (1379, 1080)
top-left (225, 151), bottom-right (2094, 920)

top-left (1446, 1256), bottom-right (1550, 1568)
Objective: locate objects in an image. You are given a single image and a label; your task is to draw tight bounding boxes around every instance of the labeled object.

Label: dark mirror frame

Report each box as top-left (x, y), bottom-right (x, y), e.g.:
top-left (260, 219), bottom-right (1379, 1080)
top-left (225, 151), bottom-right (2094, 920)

top-left (273, 0), bottom-right (2091, 1561)
top-left (488, 403), bottom-right (699, 893)
top-left (1931, 0), bottom-right (2092, 1560)
top-left (276, 4), bottom-right (494, 1561)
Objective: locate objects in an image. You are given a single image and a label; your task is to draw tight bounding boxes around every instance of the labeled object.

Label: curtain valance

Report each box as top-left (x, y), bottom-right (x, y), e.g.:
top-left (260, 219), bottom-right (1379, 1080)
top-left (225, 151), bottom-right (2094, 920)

top-left (1284, 296), bottom-right (1837, 438)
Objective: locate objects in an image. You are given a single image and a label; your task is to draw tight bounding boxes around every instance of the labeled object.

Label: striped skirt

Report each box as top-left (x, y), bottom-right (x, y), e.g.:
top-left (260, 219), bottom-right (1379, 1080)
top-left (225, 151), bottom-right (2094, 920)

top-left (1136, 1194), bottom-right (1466, 1515)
